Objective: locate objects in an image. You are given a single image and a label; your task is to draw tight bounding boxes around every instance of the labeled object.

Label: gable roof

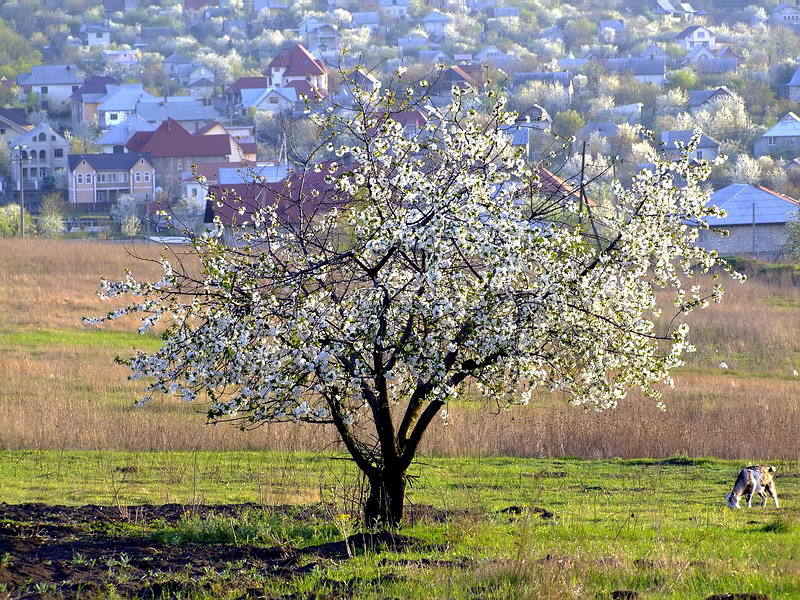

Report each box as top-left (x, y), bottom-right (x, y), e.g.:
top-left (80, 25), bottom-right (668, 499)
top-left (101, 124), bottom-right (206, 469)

top-left (707, 184), bottom-right (798, 226)
top-left (17, 65), bottom-right (82, 86)
top-left (97, 114), bottom-right (158, 146)
top-left (687, 86), bottom-right (736, 107)
top-left (0, 107), bottom-right (33, 129)
top-left (761, 112), bottom-right (800, 138)
top-left (98, 84), bottom-right (157, 111)
top-left (71, 75), bottom-right (119, 100)
top-left (422, 10), bottom-right (450, 23)
top-left (68, 152), bottom-right (153, 172)
top-left (604, 56), bottom-right (665, 76)
top-left (135, 97), bottom-right (221, 122)
top-left (267, 44), bottom-right (327, 77)
top-left (10, 123), bottom-right (67, 147)
top-left (661, 130), bottom-right (719, 148)
top-left (227, 76), bottom-right (269, 94)
top-left (125, 117), bottom-right (233, 158)
top-left (676, 25), bottom-right (713, 39)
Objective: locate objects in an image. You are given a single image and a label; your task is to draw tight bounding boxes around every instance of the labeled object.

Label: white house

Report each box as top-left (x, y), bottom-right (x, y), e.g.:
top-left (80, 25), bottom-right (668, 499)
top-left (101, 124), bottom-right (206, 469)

top-left (675, 25), bottom-right (716, 51)
top-left (16, 65), bottom-right (84, 113)
top-left (421, 10), bottom-right (451, 39)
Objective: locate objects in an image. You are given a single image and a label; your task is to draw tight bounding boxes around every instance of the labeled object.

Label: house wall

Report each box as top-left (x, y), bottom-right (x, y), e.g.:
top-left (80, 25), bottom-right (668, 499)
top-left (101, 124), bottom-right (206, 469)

top-left (69, 157), bottom-right (155, 204)
top-left (754, 135), bottom-right (800, 158)
top-left (697, 223), bottom-right (788, 260)
top-left (70, 160), bottom-right (96, 204)
top-left (33, 84), bottom-right (80, 111)
top-left (153, 154), bottom-right (228, 198)
top-left (11, 130), bottom-right (70, 190)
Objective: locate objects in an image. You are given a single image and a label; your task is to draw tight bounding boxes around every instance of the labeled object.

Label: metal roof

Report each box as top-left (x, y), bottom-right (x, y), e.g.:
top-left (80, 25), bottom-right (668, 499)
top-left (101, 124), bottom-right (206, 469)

top-left (707, 184), bottom-right (798, 226)
top-left (761, 112), bottom-right (800, 138)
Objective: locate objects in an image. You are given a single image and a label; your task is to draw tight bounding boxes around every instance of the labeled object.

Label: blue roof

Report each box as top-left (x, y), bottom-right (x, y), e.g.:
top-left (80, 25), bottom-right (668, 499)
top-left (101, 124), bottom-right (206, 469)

top-left (708, 184), bottom-right (798, 226)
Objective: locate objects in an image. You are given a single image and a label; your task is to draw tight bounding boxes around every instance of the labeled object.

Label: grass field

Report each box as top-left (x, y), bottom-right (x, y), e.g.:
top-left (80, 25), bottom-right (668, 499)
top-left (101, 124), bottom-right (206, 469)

top-left (0, 451), bottom-right (798, 599)
top-left (2, 239), bottom-right (800, 598)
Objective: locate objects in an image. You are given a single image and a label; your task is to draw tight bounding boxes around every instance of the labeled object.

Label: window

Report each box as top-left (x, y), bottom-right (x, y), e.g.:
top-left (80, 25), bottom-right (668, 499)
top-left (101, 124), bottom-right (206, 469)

top-left (135, 172), bottom-right (142, 182)
top-left (40, 86), bottom-right (48, 94)
top-left (54, 149), bottom-right (63, 158)
top-left (38, 133), bottom-right (46, 142)
top-left (769, 137), bottom-right (777, 146)
top-left (0, 128), bottom-right (5, 135)
top-left (72, 85), bottom-right (79, 92)
top-left (39, 150), bottom-right (46, 161)
top-left (696, 150), bottom-right (703, 160)
top-left (77, 174), bottom-right (83, 184)
top-left (109, 113), bottom-right (118, 121)
top-left (98, 173), bottom-right (106, 183)
top-left (109, 173), bottom-right (117, 182)
top-left (269, 95), bottom-right (279, 104)
top-left (143, 172), bottom-right (151, 182)
top-left (86, 174), bottom-right (92, 183)
top-left (791, 138), bottom-right (797, 148)
top-left (121, 172), bottom-right (128, 182)
top-left (29, 167), bottom-right (37, 177)
top-left (191, 187), bottom-right (198, 197)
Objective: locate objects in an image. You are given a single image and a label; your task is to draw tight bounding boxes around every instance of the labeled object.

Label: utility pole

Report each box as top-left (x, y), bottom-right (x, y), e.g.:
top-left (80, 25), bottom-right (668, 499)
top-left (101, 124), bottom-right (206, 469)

top-left (14, 145), bottom-right (26, 238)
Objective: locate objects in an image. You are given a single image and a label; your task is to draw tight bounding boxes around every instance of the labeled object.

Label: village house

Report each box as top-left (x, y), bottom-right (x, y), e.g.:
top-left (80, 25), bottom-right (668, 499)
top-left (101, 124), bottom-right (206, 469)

top-left (754, 112), bottom-right (800, 158)
top-left (298, 17), bottom-right (340, 53)
top-left (662, 130), bottom-right (720, 161)
top-left (675, 25), bottom-right (716, 51)
top-left (603, 56), bottom-right (666, 85)
top-left (96, 84), bottom-right (158, 129)
top-left (378, 0), bottom-right (409, 21)
top-left (688, 86), bottom-right (739, 115)
top-left (16, 65), bottom-right (83, 114)
top-left (67, 152), bottom-right (156, 205)
top-left (0, 107), bottom-right (33, 138)
top-left (421, 10), bottom-right (451, 40)
top-left (96, 115), bottom-right (157, 154)
top-left (697, 184), bottom-right (799, 260)
top-left (80, 21), bottom-right (111, 47)
top-left (770, 3), bottom-right (800, 31)
top-left (265, 45), bottom-right (329, 93)
top-left (784, 67), bottom-right (800, 102)
top-left (125, 118), bottom-right (247, 197)
top-left (9, 124), bottom-right (70, 191)
top-left (513, 71), bottom-right (574, 102)
top-left (70, 76), bottom-right (120, 124)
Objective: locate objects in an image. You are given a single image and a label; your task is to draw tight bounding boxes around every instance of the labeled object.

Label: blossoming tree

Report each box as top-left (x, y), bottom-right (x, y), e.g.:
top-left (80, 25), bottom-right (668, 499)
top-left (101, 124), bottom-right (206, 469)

top-left (92, 77), bottom-right (731, 526)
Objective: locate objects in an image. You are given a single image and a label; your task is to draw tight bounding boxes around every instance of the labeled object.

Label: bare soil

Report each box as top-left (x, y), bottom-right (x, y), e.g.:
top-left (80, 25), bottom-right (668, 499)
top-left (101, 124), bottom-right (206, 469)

top-left (0, 502), bottom-right (411, 599)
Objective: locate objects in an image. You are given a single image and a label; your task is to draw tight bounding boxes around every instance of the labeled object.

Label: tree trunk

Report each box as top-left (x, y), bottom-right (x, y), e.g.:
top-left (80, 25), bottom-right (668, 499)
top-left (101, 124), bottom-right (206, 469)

top-left (364, 467), bottom-right (407, 528)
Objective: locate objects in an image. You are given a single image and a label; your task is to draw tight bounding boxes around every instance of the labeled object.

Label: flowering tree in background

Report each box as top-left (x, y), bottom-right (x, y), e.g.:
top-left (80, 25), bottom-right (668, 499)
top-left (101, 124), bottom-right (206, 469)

top-left (91, 74), bottom-right (732, 527)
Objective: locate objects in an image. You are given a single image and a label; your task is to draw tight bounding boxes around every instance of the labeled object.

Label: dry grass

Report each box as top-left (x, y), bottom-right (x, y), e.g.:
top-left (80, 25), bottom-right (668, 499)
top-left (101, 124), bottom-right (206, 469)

top-left (1, 239), bottom-right (799, 459)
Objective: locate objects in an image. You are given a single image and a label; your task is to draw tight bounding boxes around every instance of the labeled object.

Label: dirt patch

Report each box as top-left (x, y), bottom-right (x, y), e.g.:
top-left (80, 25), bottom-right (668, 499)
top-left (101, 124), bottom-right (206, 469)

top-left (0, 502), bottom-right (412, 599)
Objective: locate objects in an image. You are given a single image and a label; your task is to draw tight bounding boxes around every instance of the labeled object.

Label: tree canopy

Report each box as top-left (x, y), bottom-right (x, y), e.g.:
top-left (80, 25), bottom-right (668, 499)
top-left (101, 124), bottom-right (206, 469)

top-left (91, 75), bottom-right (734, 526)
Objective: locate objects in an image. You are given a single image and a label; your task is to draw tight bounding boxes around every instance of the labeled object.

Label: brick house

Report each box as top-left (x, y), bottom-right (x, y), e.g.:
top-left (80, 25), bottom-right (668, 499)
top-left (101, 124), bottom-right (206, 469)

top-left (697, 184), bottom-right (799, 260)
top-left (67, 152), bottom-right (155, 205)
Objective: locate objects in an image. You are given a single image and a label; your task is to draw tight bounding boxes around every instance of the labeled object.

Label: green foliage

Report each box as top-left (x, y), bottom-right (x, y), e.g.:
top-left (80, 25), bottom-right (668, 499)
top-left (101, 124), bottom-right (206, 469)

top-left (0, 203), bottom-right (34, 238)
top-left (0, 17), bottom-right (42, 80)
top-left (552, 109), bottom-right (585, 137)
top-left (667, 68), bottom-right (698, 92)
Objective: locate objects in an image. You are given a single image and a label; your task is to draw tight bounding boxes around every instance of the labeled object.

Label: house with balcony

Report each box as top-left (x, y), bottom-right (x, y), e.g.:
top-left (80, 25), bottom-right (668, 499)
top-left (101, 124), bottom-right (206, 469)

top-left (9, 124), bottom-right (70, 191)
top-left (675, 25), bottom-right (716, 51)
top-left (67, 152), bottom-right (156, 205)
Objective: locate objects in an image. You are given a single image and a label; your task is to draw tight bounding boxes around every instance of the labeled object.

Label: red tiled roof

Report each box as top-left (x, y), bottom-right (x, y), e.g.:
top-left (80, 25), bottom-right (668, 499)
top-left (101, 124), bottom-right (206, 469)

top-left (125, 118), bottom-right (232, 158)
top-left (267, 45), bottom-right (327, 77)
top-left (226, 76), bottom-right (269, 94)
top-left (284, 79), bottom-right (325, 99)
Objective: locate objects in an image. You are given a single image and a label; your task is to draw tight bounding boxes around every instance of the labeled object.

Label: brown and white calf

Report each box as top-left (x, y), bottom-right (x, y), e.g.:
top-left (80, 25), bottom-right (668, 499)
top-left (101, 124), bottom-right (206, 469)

top-left (725, 465), bottom-right (779, 509)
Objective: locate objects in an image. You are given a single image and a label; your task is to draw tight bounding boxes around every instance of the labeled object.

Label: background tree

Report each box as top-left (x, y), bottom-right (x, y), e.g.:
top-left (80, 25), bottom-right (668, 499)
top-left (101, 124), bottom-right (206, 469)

top-left (38, 192), bottom-right (66, 238)
top-left (93, 80), bottom-right (732, 528)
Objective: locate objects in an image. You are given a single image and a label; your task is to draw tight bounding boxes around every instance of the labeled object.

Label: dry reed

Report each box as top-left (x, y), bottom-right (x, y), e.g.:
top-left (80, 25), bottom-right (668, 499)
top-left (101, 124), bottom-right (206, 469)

top-left (1, 239), bottom-right (799, 459)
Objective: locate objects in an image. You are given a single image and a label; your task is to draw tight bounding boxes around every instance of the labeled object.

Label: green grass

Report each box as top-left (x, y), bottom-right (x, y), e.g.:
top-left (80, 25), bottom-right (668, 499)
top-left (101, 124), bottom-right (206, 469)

top-left (1, 451), bottom-right (798, 599)
top-left (0, 328), bottom-right (162, 352)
